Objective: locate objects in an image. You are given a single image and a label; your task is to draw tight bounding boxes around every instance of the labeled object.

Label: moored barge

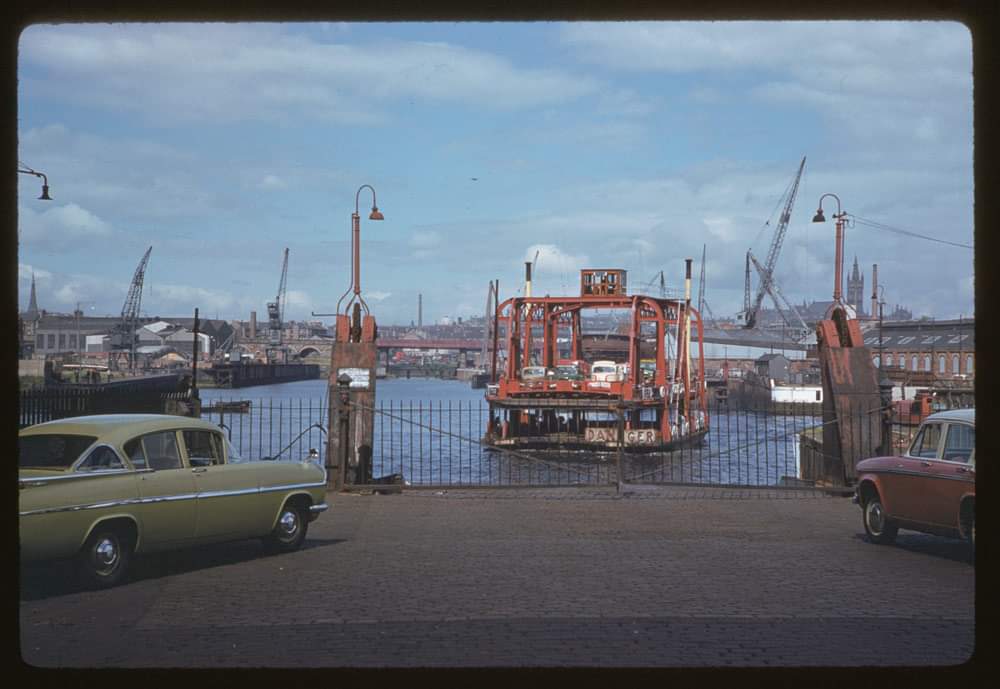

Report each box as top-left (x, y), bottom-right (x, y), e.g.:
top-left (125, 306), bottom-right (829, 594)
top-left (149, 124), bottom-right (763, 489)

top-left (483, 265), bottom-right (709, 453)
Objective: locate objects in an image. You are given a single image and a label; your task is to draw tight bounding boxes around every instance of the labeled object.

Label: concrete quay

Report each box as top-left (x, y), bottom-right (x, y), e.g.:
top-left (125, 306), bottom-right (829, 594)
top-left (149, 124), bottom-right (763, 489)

top-left (19, 485), bottom-right (976, 669)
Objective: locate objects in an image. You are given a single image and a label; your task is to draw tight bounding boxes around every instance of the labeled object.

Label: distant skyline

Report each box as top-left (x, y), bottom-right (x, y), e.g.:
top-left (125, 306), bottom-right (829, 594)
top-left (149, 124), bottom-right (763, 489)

top-left (17, 21), bottom-right (974, 325)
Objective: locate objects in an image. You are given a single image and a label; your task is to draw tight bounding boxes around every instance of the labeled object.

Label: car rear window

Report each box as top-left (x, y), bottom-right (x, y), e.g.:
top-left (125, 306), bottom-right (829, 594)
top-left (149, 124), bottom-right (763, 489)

top-left (19, 434), bottom-right (98, 469)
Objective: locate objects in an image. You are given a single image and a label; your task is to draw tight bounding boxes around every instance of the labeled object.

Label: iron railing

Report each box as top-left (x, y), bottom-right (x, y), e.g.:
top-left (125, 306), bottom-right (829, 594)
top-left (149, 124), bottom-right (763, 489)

top-left (20, 387), bottom-right (969, 489)
top-left (202, 397), bottom-right (329, 462)
top-left (198, 395), bottom-right (958, 488)
top-left (18, 382), bottom-right (187, 428)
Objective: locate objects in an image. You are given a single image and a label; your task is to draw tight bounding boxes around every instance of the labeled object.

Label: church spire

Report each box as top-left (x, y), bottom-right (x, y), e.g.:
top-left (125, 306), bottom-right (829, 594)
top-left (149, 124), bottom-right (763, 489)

top-left (25, 272), bottom-right (40, 320)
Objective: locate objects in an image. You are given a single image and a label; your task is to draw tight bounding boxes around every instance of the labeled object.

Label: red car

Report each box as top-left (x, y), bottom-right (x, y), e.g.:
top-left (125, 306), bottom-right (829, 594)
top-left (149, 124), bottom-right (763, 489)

top-left (854, 408), bottom-right (975, 548)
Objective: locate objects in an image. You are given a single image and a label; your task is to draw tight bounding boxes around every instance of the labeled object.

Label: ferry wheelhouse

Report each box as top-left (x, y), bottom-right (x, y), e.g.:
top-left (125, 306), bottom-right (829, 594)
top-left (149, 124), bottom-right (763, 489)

top-left (483, 266), bottom-right (709, 453)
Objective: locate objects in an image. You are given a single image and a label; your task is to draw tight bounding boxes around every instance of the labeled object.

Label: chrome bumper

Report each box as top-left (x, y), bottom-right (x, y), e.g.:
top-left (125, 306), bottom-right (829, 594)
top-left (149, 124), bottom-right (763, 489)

top-left (851, 493), bottom-right (859, 505)
top-left (309, 502), bottom-right (329, 514)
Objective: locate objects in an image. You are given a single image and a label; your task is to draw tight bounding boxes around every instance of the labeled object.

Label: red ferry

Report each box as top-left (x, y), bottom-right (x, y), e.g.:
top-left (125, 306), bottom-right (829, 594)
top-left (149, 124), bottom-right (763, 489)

top-left (483, 265), bottom-right (709, 453)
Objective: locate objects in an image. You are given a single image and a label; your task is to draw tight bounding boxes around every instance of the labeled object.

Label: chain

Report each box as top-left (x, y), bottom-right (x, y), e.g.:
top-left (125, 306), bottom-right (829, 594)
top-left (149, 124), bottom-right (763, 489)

top-left (347, 400), bottom-right (605, 479)
top-left (626, 403), bottom-right (894, 483)
top-left (347, 398), bottom-right (897, 485)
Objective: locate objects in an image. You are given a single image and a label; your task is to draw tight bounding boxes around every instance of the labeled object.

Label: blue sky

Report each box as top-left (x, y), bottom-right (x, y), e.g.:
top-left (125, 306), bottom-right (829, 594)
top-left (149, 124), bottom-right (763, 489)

top-left (17, 21), bottom-right (974, 326)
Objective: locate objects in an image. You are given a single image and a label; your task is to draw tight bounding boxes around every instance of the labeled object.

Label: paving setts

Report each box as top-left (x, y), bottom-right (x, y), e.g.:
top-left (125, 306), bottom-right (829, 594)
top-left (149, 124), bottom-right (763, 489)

top-left (20, 486), bottom-right (976, 668)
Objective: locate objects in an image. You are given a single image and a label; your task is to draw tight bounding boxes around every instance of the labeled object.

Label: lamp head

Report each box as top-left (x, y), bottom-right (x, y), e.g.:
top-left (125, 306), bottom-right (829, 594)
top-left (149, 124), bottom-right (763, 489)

top-left (337, 373), bottom-right (352, 387)
top-left (39, 184), bottom-right (52, 201)
top-left (369, 206), bottom-right (384, 221)
top-left (811, 208), bottom-right (825, 223)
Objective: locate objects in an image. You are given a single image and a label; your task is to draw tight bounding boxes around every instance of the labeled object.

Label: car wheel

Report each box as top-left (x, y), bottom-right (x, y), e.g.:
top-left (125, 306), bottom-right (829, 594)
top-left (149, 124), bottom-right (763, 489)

top-left (264, 503), bottom-right (308, 553)
top-left (78, 527), bottom-right (131, 589)
top-left (863, 495), bottom-right (898, 545)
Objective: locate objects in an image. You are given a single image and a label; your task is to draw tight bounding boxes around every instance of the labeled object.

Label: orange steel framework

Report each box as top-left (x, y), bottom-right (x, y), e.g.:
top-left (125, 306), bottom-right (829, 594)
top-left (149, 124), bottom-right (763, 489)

top-left (484, 266), bottom-right (710, 453)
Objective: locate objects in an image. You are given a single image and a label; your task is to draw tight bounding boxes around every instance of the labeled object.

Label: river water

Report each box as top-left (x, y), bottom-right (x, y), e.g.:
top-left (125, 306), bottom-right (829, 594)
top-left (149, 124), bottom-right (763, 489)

top-left (198, 378), bottom-right (821, 487)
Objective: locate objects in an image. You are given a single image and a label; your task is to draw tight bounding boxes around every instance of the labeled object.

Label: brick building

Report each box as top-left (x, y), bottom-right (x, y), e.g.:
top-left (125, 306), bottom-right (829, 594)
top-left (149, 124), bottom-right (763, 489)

top-left (859, 318), bottom-right (974, 380)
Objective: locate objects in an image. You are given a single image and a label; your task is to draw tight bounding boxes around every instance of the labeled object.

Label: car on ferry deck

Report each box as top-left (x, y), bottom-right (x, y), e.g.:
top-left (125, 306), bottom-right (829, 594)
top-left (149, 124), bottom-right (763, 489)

top-left (853, 409), bottom-right (974, 549)
top-left (590, 360), bottom-right (624, 383)
top-left (19, 414), bottom-right (328, 588)
top-left (554, 363), bottom-right (585, 381)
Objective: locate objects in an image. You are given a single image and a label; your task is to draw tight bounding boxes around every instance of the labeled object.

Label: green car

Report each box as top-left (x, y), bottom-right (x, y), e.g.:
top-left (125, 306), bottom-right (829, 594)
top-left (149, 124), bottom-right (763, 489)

top-left (19, 414), bottom-right (329, 588)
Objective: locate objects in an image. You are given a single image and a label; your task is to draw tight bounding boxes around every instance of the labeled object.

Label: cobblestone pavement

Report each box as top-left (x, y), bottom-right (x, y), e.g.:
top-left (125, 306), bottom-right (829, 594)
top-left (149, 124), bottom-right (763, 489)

top-left (19, 486), bottom-right (976, 668)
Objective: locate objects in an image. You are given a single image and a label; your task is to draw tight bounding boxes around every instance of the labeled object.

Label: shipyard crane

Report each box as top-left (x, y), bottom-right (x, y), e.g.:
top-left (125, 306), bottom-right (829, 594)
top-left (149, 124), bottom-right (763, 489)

top-left (741, 156), bottom-right (806, 329)
top-left (747, 251), bottom-right (810, 340)
top-left (109, 246), bottom-right (152, 372)
top-left (266, 248), bottom-right (289, 363)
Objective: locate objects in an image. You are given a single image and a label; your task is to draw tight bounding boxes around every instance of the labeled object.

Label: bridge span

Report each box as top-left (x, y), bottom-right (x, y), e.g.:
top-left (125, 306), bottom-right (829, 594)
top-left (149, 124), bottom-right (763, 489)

top-left (231, 329), bottom-right (810, 361)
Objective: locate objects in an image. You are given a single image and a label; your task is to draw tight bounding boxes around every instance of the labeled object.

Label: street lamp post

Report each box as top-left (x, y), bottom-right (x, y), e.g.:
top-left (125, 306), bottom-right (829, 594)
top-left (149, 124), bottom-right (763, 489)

top-left (327, 185), bottom-right (385, 489)
top-left (17, 162), bottom-right (52, 200)
top-left (811, 193), bottom-right (847, 307)
top-left (335, 184), bottom-right (384, 330)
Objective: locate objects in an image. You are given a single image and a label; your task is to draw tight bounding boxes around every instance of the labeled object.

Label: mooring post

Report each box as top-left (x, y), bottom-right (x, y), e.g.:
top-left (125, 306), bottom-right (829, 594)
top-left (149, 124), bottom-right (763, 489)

top-left (330, 373), bottom-right (352, 491)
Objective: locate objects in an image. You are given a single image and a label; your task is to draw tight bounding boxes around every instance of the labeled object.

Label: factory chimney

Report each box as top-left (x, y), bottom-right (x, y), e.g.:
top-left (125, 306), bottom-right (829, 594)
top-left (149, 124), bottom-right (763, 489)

top-left (871, 264), bottom-right (878, 321)
top-left (249, 310), bottom-right (257, 338)
top-left (525, 261), bottom-right (533, 298)
top-left (418, 293), bottom-right (423, 328)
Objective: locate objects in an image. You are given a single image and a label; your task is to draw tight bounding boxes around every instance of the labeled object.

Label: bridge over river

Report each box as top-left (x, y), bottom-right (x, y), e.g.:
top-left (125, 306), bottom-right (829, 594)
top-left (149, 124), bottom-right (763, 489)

top-left (232, 328), bottom-right (811, 363)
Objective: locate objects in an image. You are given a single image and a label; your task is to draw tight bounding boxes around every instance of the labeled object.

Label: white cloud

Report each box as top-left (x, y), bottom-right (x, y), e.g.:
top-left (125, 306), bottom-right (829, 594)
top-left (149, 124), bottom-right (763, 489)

top-left (257, 174), bottom-right (288, 191)
top-left (20, 24), bottom-right (600, 125)
top-left (19, 202), bottom-right (113, 247)
top-left (524, 244), bottom-right (590, 286)
top-left (366, 291), bottom-right (392, 302)
top-left (149, 284), bottom-right (238, 314)
top-left (561, 21), bottom-right (971, 163)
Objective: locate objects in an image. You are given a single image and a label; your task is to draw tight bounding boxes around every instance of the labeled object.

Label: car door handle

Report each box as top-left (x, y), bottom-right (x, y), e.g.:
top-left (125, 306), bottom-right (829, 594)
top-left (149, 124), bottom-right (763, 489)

top-left (192, 467), bottom-right (208, 474)
top-left (956, 466), bottom-right (969, 473)
top-left (920, 461), bottom-right (932, 467)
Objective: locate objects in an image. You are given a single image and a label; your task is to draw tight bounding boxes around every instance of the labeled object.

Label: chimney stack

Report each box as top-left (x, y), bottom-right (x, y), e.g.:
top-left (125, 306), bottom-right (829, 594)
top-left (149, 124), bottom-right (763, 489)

top-left (525, 261), bottom-right (533, 298)
top-left (871, 264), bottom-right (878, 321)
top-left (418, 293), bottom-right (423, 328)
top-left (249, 310), bottom-right (257, 338)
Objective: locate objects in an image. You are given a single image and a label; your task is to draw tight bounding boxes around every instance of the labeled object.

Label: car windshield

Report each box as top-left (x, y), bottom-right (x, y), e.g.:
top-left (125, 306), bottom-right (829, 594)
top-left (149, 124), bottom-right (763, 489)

top-left (593, 366), bottom-right (615, 373)
top-left (19, 434), bottom-right (98, 469)
top-left (522, 368), bottom-right (546, 378)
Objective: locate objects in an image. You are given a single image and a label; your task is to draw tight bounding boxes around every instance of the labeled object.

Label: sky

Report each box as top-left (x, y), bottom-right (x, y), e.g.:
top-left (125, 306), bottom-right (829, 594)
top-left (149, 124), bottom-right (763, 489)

top-left (16, 21), bottom-right (975, 327)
